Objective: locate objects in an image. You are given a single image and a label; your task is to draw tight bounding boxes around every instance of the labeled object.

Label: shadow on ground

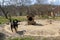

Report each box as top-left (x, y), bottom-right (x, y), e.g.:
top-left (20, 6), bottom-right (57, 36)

top-left (33, 23), bottom-right (44, 26)
top-left (0, 33), bottom-right (6, 40)
top-left (16, 30), bottom-right (26, 35)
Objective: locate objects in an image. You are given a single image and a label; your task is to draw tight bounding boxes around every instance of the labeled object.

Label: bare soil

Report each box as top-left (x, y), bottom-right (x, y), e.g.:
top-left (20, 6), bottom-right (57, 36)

top-left (2, 19), bottom-right (60, 38)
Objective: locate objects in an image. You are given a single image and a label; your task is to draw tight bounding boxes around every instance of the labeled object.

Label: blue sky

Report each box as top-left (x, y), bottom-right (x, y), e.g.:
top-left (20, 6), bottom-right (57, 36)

top-left (47, 0), bottom-right (60, 5)
top-left (0, 0), bottom-right (60, 5)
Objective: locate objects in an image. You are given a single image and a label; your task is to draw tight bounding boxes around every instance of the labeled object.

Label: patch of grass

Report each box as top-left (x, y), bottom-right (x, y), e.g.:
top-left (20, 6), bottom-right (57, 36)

top-left (9, 37), bottom-right (19, 40)
top-left (0, 16), bottom-right (8, 24)
top-left (20, 37), bottom-right (34, 40)
top-left (8, 37), bottom-right (34, 40)
top-left (12, 16), bottom-right (27, 21)
top-left (55, 16), bottom-right (60, 20)
top-left (39, 15), bottom-right (56, 20)
top-left (0, 16), bottom-right (27, 24)
top-left (42, 38), bottom-right (47, 40)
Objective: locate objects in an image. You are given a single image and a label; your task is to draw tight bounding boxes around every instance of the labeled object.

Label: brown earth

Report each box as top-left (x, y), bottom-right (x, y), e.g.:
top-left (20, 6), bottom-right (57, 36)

top-left (1, 19), bottom-right (60, 38)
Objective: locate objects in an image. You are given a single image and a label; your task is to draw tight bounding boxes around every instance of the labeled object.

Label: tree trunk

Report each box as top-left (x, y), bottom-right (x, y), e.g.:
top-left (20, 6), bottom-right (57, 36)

top-left (0, 6), bottom-right (8, 19)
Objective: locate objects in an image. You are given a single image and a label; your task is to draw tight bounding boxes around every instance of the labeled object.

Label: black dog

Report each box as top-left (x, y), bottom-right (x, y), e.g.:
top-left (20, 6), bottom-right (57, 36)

top-left (11, 19), bottom-right (19, 32)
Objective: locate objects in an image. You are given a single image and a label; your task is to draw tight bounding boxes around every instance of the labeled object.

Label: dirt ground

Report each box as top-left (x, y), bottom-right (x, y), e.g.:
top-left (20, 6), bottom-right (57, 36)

top-left (2, 19), bottom-right (60, 37)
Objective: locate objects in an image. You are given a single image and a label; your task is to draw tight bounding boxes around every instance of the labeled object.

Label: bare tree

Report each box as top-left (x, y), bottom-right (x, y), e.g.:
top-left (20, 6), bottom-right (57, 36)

top-left (0, 6), bottom-right (8, 19)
